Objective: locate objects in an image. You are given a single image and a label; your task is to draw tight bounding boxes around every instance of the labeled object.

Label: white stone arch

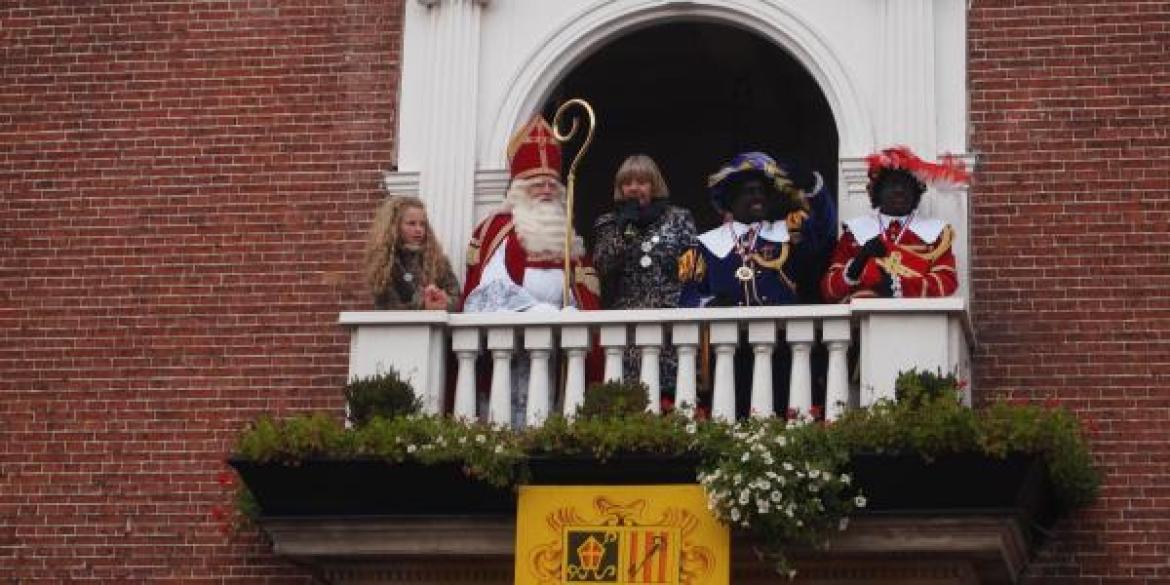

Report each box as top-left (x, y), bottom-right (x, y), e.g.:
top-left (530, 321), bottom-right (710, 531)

top-left (481, 0), bottom-right (872, 168)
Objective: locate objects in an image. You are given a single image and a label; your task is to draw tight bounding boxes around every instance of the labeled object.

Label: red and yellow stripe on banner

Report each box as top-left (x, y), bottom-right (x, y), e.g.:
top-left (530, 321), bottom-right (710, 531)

top-left (625, 528), bottom-right (673, 583)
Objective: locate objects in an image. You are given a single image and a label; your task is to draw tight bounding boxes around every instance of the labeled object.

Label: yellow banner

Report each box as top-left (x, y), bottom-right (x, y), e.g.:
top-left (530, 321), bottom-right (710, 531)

top-left (515, 485), bottom-right (729, 585)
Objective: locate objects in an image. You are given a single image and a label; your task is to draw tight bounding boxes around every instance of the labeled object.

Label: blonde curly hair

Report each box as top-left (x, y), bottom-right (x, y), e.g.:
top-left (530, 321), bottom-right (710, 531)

top-left (363, 195), bottom-right (454, 300)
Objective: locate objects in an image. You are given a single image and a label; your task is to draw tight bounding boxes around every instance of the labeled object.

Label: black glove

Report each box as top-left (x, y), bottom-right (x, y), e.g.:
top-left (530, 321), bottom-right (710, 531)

top-left (860, 236), bottom-right (888, 259)
top-left (873, 271), bottom-right (895, 298)
top-left (706, 295), bottom-right (739, 308)
top-left (845, 237), bottom-right (886, 281)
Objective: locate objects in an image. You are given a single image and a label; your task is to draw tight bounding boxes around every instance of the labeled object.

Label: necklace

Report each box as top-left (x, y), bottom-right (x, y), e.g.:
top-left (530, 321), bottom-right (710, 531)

top-left (729, 222), bottom-right (758, 282)
top-left (878, 212), bottom-right (916, 246)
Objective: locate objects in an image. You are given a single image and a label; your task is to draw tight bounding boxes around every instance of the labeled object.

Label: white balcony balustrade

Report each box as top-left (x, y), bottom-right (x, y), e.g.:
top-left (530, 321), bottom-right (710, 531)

top-left (340, 298), bottom-right (971, 427)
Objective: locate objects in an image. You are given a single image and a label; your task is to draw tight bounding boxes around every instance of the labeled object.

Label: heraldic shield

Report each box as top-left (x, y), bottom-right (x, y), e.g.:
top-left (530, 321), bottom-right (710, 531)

top-left (515, 486), bottom-right (729, 585)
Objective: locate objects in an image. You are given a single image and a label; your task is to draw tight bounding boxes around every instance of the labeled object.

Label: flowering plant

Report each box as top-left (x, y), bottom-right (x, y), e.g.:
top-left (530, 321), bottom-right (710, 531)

top-left (234, 412), bottom-right (523, 488)
top-left (698, 416), bottom-right (862, 576)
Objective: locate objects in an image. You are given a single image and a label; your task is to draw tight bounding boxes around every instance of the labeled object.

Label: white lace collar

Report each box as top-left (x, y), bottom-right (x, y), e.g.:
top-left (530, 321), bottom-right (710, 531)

top-left (697, 220), bottom-right (789, 259)
top-left (844, 214), bottom-right (946, 244)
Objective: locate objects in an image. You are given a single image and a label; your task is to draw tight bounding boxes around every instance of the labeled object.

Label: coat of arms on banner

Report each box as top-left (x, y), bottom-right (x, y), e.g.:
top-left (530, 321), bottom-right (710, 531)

top-left (515, 485), bottom-right (728, 585)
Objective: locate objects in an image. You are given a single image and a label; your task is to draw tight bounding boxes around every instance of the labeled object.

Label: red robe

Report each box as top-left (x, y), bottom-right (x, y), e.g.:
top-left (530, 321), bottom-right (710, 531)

top-left (461, 211), bottom-right (603, 388)
top-left (821, 215), bottom-right (958, 302)
top-left (462, 211), bottom-right (601, 310)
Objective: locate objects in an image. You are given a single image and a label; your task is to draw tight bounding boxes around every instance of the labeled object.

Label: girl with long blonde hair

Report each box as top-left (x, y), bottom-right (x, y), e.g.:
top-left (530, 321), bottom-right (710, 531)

top-left (364, 195), bottom-right (460, 310)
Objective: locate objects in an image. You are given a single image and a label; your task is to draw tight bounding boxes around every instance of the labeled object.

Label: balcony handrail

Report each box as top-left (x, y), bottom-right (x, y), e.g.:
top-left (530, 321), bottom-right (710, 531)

top-left (339, 298), bottom-right (973, 425)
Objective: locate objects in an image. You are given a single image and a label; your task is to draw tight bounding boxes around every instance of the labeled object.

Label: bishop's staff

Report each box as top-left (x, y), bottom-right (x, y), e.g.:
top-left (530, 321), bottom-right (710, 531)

top-left (552, 98), bottom-right (596, 308)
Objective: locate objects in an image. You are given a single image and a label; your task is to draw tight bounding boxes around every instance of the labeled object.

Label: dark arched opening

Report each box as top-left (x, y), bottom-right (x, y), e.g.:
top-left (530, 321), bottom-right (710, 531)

top-left (541, 21), bottom-right (839, 244)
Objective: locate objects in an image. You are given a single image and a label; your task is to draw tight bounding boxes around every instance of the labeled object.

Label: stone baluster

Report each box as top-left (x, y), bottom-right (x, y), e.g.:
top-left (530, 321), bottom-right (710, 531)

top-left (786, 320), bottom-right (816, 417)
top-left (451, 328), bottom-right (481, 420)
top-left (710, 322), bottom-right (739, 421)
top-left (599, 325), bottom-right (627, 383)
top-left (636, 323), bottom-right (663, 413)
top-left (823, 318), bottom-right (852, 421)
top-left (672, 323), bottom-right (700, 416)
top-left (561, 325), bottom-right (590, 418)
top-left (486, 327), bottom-right (514, 426)
top-left (525, 326), bottom-right (553, 427)
top-left (748, 320), bottom-right (776, 418)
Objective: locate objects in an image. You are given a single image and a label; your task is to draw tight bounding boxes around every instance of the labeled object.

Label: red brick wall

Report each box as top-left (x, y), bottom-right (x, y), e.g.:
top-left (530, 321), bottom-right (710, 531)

top-left (969, 1), bottom-right (1170, 582)
top-left (3, 0), bottom-right (1168, 582)
top-left (1, 1), bottom-right (402, 581)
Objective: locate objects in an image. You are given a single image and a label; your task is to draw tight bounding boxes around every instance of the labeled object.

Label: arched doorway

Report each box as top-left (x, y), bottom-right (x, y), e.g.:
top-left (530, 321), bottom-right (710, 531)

top-left (539, 21), bottom-right (839, 244)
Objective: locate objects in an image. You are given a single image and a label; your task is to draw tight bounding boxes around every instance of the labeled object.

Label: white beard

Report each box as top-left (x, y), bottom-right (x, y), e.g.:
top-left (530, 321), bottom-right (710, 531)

top-left (507, 183), bottom-right (582, 257)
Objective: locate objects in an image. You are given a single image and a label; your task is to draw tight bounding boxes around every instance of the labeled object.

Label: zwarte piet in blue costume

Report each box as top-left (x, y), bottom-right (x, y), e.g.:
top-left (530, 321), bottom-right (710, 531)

top-left (678, 152), bottom-right (814, 308)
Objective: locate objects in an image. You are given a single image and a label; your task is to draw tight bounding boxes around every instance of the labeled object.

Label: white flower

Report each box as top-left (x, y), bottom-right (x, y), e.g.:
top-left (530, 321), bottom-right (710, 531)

top-left (770, 490), bottom-right (783, 502)
top-left (854, 495), bottom-right (867, 508)
top-left (787, 569), bottom-right (797, 580)
top-left (733, 473), bottom-right (743, 485)
top-left (406, 444), bottom-right (417, 453)
top-left (757, 500), bottom-right (770, 514)
top-left (494, 444), bottom-right (504, 453)
top-left (840, 473), bottom-right (851, 485)
top-left (685, 422), bottom-right (698, 435)
top-left (741, 451), bottom-right (751, 462)
top-left (475, 434), bottom-right (486, 444)
top-left (782, 462), bottom-right (794, 471)
top-left (730, 508), bottom-right (741, 522)
top-left (808, 469), bottom-right (820, 479)
top-left (775, 435), bottom-right (787, 447)
top-left (759, 479), bottom-right (771, 491)
top-left (739, 489), bottom-right (751, 505)
top-left (458, 436), bottom-right (468, 445)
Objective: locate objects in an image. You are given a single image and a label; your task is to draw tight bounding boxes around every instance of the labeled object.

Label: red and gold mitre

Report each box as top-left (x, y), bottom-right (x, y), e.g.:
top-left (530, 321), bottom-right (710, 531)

top-left (506, 116), bottom-right (562, 180)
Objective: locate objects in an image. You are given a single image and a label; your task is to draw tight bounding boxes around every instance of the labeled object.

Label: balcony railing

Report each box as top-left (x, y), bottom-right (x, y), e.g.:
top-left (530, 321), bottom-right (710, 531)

top-left (339, 298), bottom-right (972, 426)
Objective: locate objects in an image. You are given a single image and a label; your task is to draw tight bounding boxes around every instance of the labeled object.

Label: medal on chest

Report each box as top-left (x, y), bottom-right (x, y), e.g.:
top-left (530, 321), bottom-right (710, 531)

top-left (730, 224), bottom-right (759, 283)
top-left (638, 235), bottom-right (660, 269)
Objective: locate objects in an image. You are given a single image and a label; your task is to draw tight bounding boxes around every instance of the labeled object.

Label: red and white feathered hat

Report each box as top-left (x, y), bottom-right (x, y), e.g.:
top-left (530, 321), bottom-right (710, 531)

top-left (866, 146), bottom-right (970, 189)
top-left (506, 116), bottom-right (562, 181)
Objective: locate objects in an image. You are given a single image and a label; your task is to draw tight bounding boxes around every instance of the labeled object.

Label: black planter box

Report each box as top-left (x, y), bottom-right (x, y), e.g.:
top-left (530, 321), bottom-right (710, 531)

top-left (524, 452), bottom-right (702, 485)
top-left (228, 458), bottom-right (515, 517)
top-left (850, 452), bottom-right (1055, 536)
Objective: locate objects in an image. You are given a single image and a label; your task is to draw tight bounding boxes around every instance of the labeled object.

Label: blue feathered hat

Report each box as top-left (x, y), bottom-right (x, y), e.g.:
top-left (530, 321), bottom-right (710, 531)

top-left (707, 152), bottom-right (809, 216)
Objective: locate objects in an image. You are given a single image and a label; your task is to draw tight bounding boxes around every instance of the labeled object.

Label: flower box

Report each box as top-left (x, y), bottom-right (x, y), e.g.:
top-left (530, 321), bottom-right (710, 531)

top-left (228, 458), bottom-right (515, 517)
top-left (523, 452), bottom-right (702, 485)
top-left (849, 452), bottom-right (1055, 537)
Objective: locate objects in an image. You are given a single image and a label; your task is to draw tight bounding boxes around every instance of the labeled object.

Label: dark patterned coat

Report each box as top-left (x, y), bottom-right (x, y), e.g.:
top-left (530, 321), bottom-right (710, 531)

top-left (592, 204), bottom-right (697, 394)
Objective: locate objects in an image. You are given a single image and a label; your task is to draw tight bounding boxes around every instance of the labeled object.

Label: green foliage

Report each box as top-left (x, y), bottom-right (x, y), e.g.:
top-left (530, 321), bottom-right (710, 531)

top-left (520, 412), bottom-right (726, 462)
top-left (344, 369), bottom-right (422, 426)
top-left (828, 369), bottom-right (1100, 510)
top-left (577, 380), bottom-right (650, 419)
top-left (233, 413), bottom-right (522, 487)
top-left (980, 401), bottom-right (1100, 509)
top-left (831, 369), bottom-right (980, 459)
top-left (230, 368), bottom-right (1100, 577)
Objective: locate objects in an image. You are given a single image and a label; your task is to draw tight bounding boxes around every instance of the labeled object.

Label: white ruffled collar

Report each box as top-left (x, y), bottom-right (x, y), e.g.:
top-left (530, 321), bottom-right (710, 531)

top-left (844, 213), bottom-right (946, 244)
top-left (697, 221), bottom-right (789, 259)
